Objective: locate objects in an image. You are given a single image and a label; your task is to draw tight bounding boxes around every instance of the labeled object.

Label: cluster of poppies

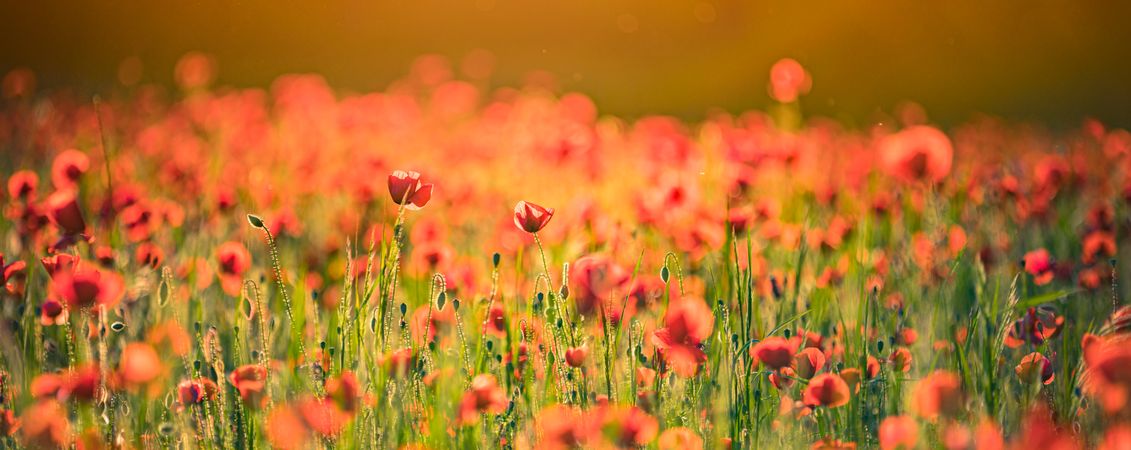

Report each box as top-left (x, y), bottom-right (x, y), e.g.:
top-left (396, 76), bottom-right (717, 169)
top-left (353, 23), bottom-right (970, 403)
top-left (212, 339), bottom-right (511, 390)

top-left (0, 53), bottom-right (1128, 449)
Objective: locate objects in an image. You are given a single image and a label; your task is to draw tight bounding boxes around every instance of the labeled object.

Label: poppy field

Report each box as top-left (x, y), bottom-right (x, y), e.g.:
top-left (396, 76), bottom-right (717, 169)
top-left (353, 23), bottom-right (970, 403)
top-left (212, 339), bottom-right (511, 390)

top-left (0, 55), bottom-right (1130, 449)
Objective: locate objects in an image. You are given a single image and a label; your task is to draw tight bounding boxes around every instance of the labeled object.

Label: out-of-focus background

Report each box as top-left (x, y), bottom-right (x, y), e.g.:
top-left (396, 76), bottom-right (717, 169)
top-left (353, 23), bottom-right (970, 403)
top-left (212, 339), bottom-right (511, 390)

top-left (2, 0), bottom-right (1129, 128)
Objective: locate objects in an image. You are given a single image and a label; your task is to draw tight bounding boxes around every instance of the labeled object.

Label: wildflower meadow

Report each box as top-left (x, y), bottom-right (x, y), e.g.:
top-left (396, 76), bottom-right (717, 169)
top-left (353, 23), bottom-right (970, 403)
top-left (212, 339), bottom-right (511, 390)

top-left (0, 53), bottom-right (1129, 450)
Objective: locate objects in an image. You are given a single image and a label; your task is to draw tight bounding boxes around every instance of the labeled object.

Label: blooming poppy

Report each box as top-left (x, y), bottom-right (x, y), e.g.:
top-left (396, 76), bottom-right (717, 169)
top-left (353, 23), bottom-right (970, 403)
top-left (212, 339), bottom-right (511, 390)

top-left (177, 378), bottom-right (219, 405)
top-left (387, 170), bottom-right (434, 210)
top-left (50, 150), bottom-right (89, 190)
top-left (535, 405), bottom-right (588, 449)
top-left (325, 371), bottom-right (361, 413)
top-left (216, 241), bottom-right (251, 296)
top-left (794, 347), bottom-right (827, 379)
top-left (51, 265), bottom-right (125, 310)
top-left (40, 254), bottom-right (78, 278)
top-left (7, 170), bottom-right (38, 201)
top-left (565, 346), bottom-right (588, 368)
top-left (1022, 248), bottom-right (1055, 285)
top-left (651, 298), bottom-right (714, 377)
top-left (1016, 352), bottom-right (1055, 385)
top-left (20, 400), bottom-right (71, 449)
top-left (119, 342), bottom-right (163, 386)
top-left (571, 254), bottom-right (630, 316)
top-left (230, 365), bottom-right (269, 407)
top-left (513, 200), bottom-right (554, 233)
top-left (1005, 306), bottom-right (1064, 348)
top-left (911, 371), bottom-right (964, 420)
top-left (43, 189), bottom-right (87, 236)
top-left (889, 347), bottom-right (913, 373)
top-left (753, 336), bottom-right (798, 371)
top-left (457, 374), bottom-right (507, 425)
top-left (296, 396), bottom-right (350, 437)
top-left (803, 373), bottom-right (851, 408)
top-left (265, 405), bottom-right (310, 450)
top-left (381, 348), bottom-right (417, 378)
top-left (593, 405), bottom-right (657, 448)
top-left (39, 298), bottom-right (67, 326)
top-left (879, 416), bottom-right (918, 450)
top-left (880, 125), bottom-right (954, 184)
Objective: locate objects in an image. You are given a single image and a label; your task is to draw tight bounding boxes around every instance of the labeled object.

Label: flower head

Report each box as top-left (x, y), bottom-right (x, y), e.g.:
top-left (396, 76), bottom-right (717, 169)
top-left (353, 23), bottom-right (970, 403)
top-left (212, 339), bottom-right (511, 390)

top-left (513, 200), bottom-right (554, 233)
top-left (387, 170), bottom-right (434, 210)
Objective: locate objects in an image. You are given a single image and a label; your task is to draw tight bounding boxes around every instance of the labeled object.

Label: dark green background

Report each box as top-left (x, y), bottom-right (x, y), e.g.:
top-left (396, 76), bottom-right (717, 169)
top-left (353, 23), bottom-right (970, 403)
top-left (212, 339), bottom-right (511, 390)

top-left (3, 1), bottom-right (1130, 128)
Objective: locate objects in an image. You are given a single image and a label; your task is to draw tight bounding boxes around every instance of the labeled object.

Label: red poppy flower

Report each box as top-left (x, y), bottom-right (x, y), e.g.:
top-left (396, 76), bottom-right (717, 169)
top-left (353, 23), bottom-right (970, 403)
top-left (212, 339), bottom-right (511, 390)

top-left (1022, 248), bottom-right (1055, 285)
top-left (880, 125), bottom-right (954, 184)
top-left (387, 170), bottom-right (434, 210)
top-left (50, 150), bottom-right (89, 190)
top-left (889, 347), bottom-right (913, 373)
top-left (1083, 231), bottom-right (1117, 265)
top-left (803, 373), bottom-right (851, 408)
top-left (1016, 352), bottom-right (1055, 385)
top-left (119, 342), bottom-right (163, 386)
top-left (768, 58), bottom-right (811, 103)
top-left (216, 241), bottom-right (251, 296)
top-left (651, 298), bottom-right (714, 377)
top-left (19, 400), bottom-right (71, 449)
top-left (43, 189), bottom-right (87, 236)
top-left (457, 374), bottom-right (507, 424)
top-left (382, 347), bottom-right (417, 377)
top-left (912, 371), bottom-right (964, 420)
top-left (753, 336), bottom-right (798, 371)
top-left (39, 298), bottom-right (67, 326)
top-left (134, 242), bottom-right (164, 269)
top-left (565, 346), bottom-right (588, 368)
top-left (536, 405), bottom-right (588, 449)
top-left (7, 170), bottom-right (37, 201)
top-left (40, 254), bottom-right (78, 278)
top-left (1082, 336), bottom-right (1131, 413)
top-left (230, 365), bottom-right (269, 407)
top-left (51, 265), bottom-right (125, 310)
top-left (296, 397), bottom-right (350, 437)
top-left (593, 404), bottom-right (658, 448)
top-left (571, 254), bottom-right (630, 316)
top-left (1005, 307), bottom-right (1064, 348)
top-left (325, 371), bottom-right (360, 413)
top-left (879, 416), bottom-right (918, 450)
top-left (265, 405), bottom-right (310, 450)
top-left (177, 378), bottom-right (219, 405)
top-left (770, 367), bottom-right (798, 390)
top-left (513, 200), bottom-right (554, 233)
top-left (794, 347), bottom-right (827, 379)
